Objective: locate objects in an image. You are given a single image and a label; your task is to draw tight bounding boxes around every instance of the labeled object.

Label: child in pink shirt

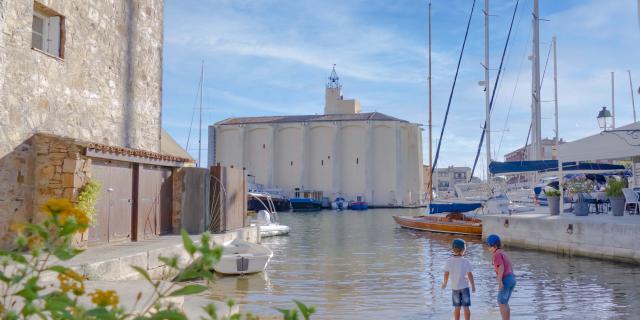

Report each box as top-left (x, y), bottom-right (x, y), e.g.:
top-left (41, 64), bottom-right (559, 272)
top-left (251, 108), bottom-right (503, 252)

top-left (486, 234), bottom-right (516, 320)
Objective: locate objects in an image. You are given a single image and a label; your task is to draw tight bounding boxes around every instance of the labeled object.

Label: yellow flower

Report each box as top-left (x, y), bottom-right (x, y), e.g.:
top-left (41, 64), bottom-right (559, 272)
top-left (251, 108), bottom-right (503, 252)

top-left (9, 222), bottom-right (25, 234)
top-left (57, 270), bottom-right (85, 296)
top-left (42, 198), bottom-right (74, 215)
top-left (89, 289), bottom-right (119, 307)
top-left (27, 235), bottom-right (43, 250)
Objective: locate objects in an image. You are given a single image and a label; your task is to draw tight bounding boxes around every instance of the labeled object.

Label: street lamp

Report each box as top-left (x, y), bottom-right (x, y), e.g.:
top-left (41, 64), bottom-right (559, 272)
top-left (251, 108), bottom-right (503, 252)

top-left (597, 106), bottom-right (612, 130)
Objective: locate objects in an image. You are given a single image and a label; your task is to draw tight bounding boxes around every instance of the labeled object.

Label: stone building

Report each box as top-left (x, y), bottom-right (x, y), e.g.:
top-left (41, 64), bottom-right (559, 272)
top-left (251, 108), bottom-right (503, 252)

top-left (0, 0), bottom-right (191, 248)
top-left (430, 166), bottom-right (472, 198)
top-left (209, 68), bottom-right (425, 207)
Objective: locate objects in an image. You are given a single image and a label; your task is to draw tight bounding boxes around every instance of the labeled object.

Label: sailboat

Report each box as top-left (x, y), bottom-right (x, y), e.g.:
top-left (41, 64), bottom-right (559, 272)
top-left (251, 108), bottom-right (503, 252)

top-left (393, 1), bottom-right (484, 236)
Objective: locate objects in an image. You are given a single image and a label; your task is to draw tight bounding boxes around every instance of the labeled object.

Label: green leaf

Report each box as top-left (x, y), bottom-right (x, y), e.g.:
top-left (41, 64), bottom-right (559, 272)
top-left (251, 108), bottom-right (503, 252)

top-left (159, 255), bottom-right (179, 269)
top-left (47, 266), bottom-right (70, 274)
top-left (44, 292), bottom-right (74, 311)
top-left (131, 265), bottom-right (152, 282)
top-left (53, 247), bottom-right (83, 261)
top-left (25, 223), bottom-right (49, 241)
top-left (276, 308), bottom-right (299, 320)
top-left (149, 309), bottom-right (188, 320)
top-left (168, 284), bottom-right (208, 296)
top-left (8, 252), bottom-right (28, 264)
top-left (86, 307), bottom-right (116, 320)
top-left (294, 300), bottom-right (316, 320)
top-left (201, 303), bottom-right (218, 319)
top-left (181, 229), bottom-right (196, 256)
top-left (59, 220), bottom-right (79, 237)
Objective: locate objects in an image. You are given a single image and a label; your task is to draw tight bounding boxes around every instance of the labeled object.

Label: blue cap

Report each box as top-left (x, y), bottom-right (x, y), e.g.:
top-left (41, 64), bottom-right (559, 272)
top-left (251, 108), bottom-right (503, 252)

top-left (452, 238), bottom-right (465, 250)
top-left (486, 234), bottom-right (501, 246)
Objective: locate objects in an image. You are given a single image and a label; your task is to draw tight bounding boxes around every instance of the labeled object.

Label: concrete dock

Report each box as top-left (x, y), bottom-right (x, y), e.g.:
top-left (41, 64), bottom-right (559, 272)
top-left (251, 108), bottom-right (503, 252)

top-left (482, 209), bottom-right (640, 264)
top-left (43, 226), bottom-right (259, 281)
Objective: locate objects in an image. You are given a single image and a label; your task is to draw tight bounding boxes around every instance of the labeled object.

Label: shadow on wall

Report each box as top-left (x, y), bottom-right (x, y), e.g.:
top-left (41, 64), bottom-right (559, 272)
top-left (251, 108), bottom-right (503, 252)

top-left (0, 136), bottom-right (36, 248)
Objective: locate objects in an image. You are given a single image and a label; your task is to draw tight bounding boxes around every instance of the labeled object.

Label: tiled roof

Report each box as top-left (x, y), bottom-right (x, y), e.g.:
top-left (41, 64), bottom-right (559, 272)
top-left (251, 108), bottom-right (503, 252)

top-left (86, 143), bottom-right (193, 163)
top-left (216, 112), bottom-right (408, 125)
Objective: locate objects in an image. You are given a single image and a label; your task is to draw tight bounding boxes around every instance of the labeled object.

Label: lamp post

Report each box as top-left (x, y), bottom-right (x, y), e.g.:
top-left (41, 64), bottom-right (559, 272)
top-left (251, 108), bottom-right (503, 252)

top-left (597, 106), bottom-right (612, 131)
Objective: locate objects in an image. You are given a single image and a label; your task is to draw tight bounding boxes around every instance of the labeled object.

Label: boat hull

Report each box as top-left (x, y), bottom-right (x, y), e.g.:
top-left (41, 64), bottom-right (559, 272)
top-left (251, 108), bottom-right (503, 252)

top-left (213, 239), bottom-right (273, 275)
top-left (350, 202), bottom-right (369, 210)
top-left (393, 215), bottom-right (482, 236)
top-left (259, 224), bottom-right (290, 237)
top-left (248, 196), bottom-right (290, 212)
top-left (289, 198), bottom-right (323, 212)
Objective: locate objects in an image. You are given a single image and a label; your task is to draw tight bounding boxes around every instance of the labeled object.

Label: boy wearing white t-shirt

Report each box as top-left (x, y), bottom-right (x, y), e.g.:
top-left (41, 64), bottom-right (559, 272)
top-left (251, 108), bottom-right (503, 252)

top-left (441, 238), bottom-right (476, 320)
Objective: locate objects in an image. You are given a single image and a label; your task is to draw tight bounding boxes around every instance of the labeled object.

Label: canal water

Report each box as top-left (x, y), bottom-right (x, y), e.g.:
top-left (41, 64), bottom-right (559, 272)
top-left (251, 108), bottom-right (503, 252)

top-left (207, 209), bottom-right (640, 319)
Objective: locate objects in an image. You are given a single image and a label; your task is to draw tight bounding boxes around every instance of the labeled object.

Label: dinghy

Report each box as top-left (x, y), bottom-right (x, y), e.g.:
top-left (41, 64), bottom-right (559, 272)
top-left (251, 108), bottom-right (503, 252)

top-left (213, 238), bottom-right (273, 275)
top-left (393, 213), bottom-right (482, 236)
top-left (250, 210), bottom-right (290, 237)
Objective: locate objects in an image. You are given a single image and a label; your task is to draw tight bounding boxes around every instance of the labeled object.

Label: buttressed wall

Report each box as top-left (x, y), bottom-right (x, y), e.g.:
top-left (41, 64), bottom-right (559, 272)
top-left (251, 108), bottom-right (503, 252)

top-left (0, 0), bottom-right (164, 242)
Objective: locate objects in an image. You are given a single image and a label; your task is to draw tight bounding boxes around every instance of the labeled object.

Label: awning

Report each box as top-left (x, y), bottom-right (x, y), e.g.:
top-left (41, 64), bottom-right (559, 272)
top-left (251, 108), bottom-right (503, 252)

top-left (489, 160), bottom-right (625, 174)
top-left (557, 121), bottom-right (640, 162)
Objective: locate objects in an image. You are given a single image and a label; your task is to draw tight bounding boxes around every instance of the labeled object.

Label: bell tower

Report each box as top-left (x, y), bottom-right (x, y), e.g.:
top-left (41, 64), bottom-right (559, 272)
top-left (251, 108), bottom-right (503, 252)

top-left (324, 65), bottom-right (361, 115)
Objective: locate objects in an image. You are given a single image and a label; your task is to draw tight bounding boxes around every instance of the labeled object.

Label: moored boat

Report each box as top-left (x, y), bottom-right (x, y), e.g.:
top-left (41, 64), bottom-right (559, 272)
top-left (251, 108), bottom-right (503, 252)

top-left (349, 201), bottom-right (369, 210)
top-left (250, 210), bottom-right (290, 237)
top-left (332, 197), bottom-right (347, 210)
top-left (289, 198), bottom-right (323, 212)
top-left (213, 238), bottom-right (273, 275)
top-left (393, 213), bottom-right (482, 236)
top-left (248, 192), bottom-right (290, 212)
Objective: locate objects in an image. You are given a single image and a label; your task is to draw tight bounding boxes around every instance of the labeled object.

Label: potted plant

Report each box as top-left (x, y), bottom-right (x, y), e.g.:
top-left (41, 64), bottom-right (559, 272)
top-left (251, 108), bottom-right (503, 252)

top-left (544, 188), bottom-right (562, 215)
top-left (606, 179), bottom-right (626, 216)
top-left (562, 174), bottom-right (595, 216)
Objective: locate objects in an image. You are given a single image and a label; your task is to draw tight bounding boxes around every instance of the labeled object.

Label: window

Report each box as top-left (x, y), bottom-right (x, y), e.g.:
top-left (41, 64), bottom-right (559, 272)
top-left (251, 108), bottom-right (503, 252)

top-left (438, 181), bottom-right (450, 188)
top-left (32, 2), bottom-right (64, 58)
top-left (454, 172), bottom-right (467, 180)
top-left (321, 160), bottom-right (324, 166)
top-left (356, 157), bottom-right (359, 165)
top-left (438, 171), bottom-right (449, 178)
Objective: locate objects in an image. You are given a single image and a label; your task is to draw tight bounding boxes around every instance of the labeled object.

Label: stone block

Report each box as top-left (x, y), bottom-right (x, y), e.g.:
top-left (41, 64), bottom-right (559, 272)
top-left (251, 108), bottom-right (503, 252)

top-left (38, 165), bottom-right (55, 180)
top-left (119, 252), bottom-right (149, 278)
top-left (63, 188), bottom-right (78, 200)
top-left (62, 159), bottom-right (80, 173)
top-left (62, 173), bottom-right (81, 188)
top-left (79, 258), bottom-right (121, 280)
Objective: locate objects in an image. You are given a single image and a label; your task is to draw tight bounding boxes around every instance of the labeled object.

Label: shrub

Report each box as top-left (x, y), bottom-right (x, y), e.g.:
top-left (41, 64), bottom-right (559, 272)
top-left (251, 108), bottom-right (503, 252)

top-left (544, 189), bottom-right (561, 197)
top-left (605, 179), bottom-right (625, 198)
top-left (1, 198), bottom-right (314, 319)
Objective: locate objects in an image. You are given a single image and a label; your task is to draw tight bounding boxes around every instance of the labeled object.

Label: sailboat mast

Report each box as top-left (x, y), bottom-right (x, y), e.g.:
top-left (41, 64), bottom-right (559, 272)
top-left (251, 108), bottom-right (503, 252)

top-left (553, 36), bottom-right (559, 153)
top-left (198, 61), bottom-right (204, 168)
top-left (428, 1), bottom-right (433, 202)
top-left (630, 70), bottom-right (637, 122)
top-left (612, 72), bottom-right (616, 129)
top-left (484, 0), bottom-right (491, 179)
top-left (531, 0), bottom-right (542, 160)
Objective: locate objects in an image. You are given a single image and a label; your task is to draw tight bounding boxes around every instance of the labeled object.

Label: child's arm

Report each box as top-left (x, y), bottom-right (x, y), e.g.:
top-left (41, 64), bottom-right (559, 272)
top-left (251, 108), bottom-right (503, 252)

top-left (496, 264), bottom-right (505, 289)
top-left (467, 272), bottom-right (476, 293)
top-left (441, 271), bottom-right (449, 289)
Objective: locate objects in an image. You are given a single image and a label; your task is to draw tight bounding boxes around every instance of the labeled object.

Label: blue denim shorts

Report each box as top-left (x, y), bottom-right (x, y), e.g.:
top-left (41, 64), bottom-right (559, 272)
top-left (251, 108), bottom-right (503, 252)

top-left (452, 287), bottom-right (471, 307)
top-left (498, 274), bottom-right (516, 304)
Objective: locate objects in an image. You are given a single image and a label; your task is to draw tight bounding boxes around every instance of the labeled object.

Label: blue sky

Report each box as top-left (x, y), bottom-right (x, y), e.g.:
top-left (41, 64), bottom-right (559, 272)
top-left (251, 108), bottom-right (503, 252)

top-left (162, 0), bottom-right (640, 177)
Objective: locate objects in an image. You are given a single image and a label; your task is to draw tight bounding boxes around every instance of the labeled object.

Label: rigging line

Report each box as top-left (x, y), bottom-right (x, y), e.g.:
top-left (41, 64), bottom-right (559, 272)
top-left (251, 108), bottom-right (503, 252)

top-left (186, 68), bottom-right (204, 153)
top-left (469, 0), bottom-right (520, 182)
top-left (496, 24), bottom-right (533, 157)
top-left (540, 41), bottom-right (553, 88)
top-left (431, 0), bottom-right (477, 174)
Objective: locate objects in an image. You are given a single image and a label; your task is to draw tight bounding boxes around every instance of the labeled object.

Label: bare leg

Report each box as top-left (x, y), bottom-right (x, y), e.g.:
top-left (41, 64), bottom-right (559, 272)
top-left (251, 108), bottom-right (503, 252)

top-left (454, 306), bottom-right (461, 320)
top-left (463, 306), bottom-right (470, 320)
top-left (499, 304), bottom-right (510, 320)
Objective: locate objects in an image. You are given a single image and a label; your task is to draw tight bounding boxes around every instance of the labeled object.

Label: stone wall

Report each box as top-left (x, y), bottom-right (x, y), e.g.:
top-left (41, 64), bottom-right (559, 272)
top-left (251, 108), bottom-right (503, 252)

top-left (0, 0), bottom-right (164, 246)
top-left (0, 0), bottom-right (163, 155)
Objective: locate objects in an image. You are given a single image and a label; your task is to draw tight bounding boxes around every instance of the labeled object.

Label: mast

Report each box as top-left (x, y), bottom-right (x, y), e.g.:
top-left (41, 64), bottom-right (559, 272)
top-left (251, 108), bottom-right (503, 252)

top-left (630, 70), bottom-right (637, 122)
top-left (198, 61), bottom-right (204, 167)
top-left (484, 0), bottom-right (491, 179)
top-left (611, 72), bottom-right (616, 129)
top-left (428, 1), bottom-right (434, 202)
top-left (553, 36), bottom-right (559, 155)
top-left (531, 0), bottom-right (542, 160)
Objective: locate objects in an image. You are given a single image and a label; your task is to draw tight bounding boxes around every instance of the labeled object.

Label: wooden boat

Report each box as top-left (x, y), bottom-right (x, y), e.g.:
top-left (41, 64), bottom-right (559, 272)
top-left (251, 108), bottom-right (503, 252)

top-left (213, 239), bottom-right (273, 275)
top-left (393, 212), bottom-right (482, 236)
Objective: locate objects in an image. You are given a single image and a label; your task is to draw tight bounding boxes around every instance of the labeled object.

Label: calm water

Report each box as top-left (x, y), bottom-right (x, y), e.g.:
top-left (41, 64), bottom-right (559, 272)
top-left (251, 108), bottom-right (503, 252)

top-left (206, 209), bottom-right (640, 319)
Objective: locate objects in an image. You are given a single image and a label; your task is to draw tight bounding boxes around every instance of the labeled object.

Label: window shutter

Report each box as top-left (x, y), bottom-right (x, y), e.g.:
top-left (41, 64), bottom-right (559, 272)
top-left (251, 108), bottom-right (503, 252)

top-left (47, 16), bottom-right (60, 56)
top-left (31, 15), bottom-right (44, 50)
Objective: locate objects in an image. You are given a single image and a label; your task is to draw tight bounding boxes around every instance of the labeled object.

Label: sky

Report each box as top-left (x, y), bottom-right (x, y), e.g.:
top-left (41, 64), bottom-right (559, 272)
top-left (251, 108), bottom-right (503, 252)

top-left (162, 0), bottom-right (640, 178)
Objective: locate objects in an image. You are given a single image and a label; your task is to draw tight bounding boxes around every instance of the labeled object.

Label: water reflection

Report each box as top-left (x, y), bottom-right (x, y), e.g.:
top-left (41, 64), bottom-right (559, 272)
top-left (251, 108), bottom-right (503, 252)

top-left (205, 209), bottom-right (640, 319)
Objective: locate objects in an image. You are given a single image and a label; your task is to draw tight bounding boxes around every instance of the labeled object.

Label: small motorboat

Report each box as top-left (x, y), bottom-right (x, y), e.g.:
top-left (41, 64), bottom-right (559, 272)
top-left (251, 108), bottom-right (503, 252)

top-left (349, 201), bottom-right (368, 210)
top-left (289, 198), bottom-right (323, 212)
top-left (248, 192), bottom-right (290, 212)
top-left (250, 210), bottom-right (290, 237)
top-left (213, 238), bottom-right (273, 275)
top-left (332, 197), bottom-right (347, 210)
top-left (393, 212), bottom-right (482, 236)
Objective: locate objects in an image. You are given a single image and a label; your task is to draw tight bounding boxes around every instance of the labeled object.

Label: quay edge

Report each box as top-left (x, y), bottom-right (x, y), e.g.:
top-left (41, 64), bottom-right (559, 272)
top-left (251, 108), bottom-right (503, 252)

top-left (482, 213), bottom-right (640, 264)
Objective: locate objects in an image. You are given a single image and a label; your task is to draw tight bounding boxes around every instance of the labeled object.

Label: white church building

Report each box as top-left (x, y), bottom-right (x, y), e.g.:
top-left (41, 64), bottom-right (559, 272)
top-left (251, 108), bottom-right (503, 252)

top-left (208, 68), bottom-right (424, 207)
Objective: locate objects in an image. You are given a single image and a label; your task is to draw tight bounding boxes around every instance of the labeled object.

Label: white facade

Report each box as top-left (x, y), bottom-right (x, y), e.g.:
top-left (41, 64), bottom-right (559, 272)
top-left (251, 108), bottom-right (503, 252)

top-left (209, 70), bottom-right (424, 206)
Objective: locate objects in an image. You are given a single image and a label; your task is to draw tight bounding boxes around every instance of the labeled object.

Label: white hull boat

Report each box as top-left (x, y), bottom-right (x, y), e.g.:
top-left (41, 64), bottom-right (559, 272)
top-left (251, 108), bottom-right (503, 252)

top-left (250, 210), bottom-right (290, 237)
top-left (213, 238), bottom-right (273, 275)
top-left (331, 197), bottom-right (347, 210)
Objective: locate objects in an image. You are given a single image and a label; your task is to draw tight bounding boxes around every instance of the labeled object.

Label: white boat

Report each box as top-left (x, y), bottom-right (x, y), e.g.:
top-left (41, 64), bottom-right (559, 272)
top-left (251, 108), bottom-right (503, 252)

top-left (213, 238), bottom-right (273, 275)
top-left (331, 197), bottom-right (347, 210)
top-left (250, 210), bottom-right (290, 237)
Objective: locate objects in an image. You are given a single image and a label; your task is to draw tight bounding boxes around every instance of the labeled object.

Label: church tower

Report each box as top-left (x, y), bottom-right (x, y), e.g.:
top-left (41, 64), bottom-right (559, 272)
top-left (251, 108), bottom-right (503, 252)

top-left (324, 65), bottom-right (361, 115)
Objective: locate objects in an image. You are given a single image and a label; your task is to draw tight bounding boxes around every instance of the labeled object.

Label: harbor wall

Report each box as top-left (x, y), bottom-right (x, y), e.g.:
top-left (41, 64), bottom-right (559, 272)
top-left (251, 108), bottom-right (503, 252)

top-left (482, 214), bottom-right (640, 264)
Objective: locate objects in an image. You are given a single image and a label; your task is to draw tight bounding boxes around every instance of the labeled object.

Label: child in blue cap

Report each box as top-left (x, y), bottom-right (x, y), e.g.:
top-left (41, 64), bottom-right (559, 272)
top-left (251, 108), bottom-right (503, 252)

top-left (486, 234), bottom-right (516, 320)
top-left (441, 238), bottom-right (475, 320)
